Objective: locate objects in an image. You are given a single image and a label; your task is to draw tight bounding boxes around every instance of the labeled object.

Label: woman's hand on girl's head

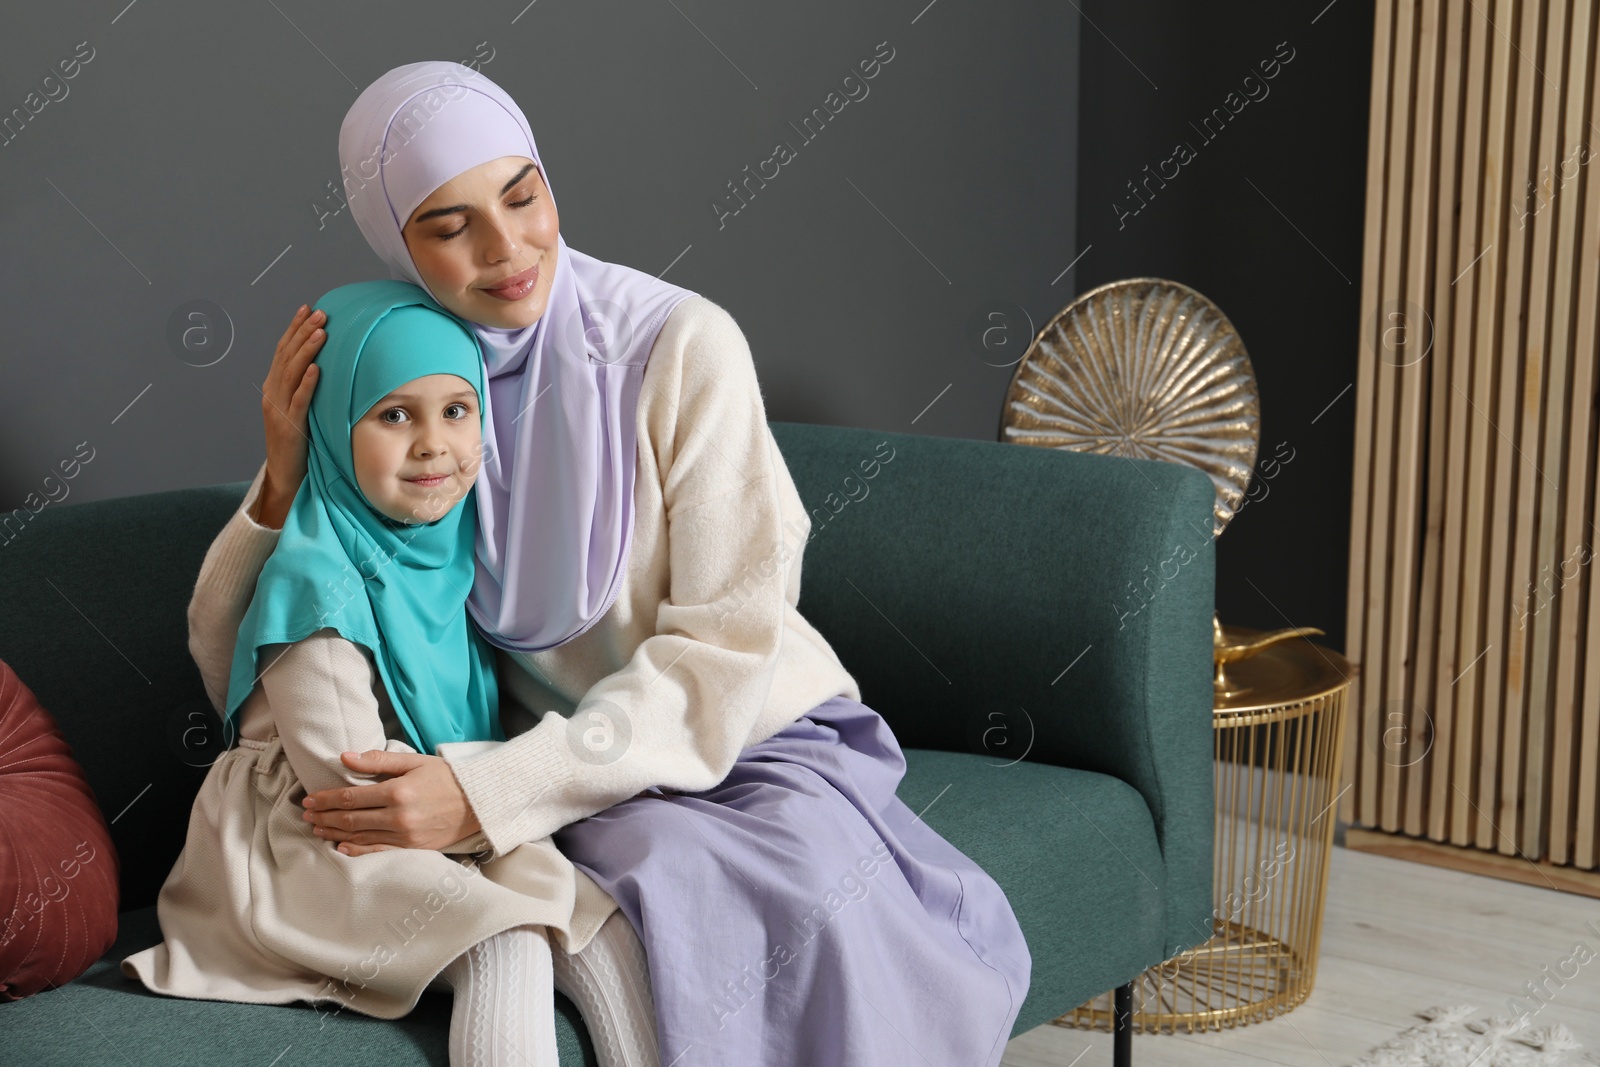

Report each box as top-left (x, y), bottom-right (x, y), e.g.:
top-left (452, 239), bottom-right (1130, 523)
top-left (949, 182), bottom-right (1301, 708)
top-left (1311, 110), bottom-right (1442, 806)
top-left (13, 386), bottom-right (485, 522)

top-left (299, 749), bottom-right (485, 857)
top-left (252, 304), bottom-right (326, 530)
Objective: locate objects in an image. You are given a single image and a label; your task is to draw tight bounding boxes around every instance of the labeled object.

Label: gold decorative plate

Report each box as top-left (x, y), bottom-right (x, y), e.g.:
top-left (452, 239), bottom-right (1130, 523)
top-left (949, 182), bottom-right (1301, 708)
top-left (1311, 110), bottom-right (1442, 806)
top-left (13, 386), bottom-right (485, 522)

top-left (998, 277), bottom-right (1261, 536)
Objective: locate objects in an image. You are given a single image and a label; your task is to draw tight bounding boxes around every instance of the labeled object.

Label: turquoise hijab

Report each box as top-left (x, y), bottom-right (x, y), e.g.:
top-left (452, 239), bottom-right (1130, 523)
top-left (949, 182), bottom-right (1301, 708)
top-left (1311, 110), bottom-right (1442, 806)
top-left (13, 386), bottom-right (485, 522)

top-left (223, 279), bottom-right (504, 755)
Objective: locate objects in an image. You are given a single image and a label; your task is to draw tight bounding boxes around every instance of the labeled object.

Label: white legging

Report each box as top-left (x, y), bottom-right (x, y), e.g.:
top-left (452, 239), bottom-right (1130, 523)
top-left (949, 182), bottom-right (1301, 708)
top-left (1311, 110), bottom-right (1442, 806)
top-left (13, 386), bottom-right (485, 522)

top-left (438, 909), bottom-right (661, 1067)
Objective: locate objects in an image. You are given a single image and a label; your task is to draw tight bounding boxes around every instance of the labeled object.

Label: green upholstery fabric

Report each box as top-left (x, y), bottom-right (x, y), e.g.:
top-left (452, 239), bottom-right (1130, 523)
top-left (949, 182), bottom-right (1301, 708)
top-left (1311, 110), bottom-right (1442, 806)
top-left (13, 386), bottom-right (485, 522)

top-left (3, 904), bottom-right (584, 1065)
top-left (771, 422), bottom-right (1218, 1032)
top-left (0, 421), bottom-right (1217, 1063)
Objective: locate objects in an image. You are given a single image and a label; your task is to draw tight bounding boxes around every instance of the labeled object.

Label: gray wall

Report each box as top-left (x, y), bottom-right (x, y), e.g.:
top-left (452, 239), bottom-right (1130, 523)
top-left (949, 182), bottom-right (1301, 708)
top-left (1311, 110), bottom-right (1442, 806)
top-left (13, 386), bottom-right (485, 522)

top-left (1073, 1), bottom-right (1374, 654)
top-left (0, 1), bottom-right (1079, 506)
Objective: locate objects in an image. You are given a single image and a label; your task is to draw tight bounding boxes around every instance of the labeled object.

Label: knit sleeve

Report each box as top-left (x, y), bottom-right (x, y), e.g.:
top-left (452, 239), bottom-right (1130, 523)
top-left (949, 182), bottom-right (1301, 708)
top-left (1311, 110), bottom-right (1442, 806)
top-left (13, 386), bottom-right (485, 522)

top-left (259, 629), bottom-right (493, 859)
top-left (440, 299), bottom-right (788, 855)
top-left (189, 459), bottom-right (281, 716)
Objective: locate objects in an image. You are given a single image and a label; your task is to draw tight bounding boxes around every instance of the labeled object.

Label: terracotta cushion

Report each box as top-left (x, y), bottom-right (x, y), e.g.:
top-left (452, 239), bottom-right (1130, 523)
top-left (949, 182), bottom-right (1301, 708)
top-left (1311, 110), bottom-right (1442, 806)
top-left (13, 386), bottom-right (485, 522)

top-left (0, 657), bottom-right (120, 999)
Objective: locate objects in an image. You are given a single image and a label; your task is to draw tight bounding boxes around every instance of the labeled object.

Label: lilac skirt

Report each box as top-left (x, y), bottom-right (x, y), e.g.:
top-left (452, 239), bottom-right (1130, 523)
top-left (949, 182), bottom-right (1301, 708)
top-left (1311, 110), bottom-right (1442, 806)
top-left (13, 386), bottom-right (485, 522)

top-left (552, 695), bottom-right (1031, 1067)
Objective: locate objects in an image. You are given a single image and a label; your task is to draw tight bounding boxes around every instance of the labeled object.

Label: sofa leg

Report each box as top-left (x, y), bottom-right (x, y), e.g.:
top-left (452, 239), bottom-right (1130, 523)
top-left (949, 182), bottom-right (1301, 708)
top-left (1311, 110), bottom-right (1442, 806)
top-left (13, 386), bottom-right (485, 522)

top-left (1112, 980), bottom-right (1133, 1067)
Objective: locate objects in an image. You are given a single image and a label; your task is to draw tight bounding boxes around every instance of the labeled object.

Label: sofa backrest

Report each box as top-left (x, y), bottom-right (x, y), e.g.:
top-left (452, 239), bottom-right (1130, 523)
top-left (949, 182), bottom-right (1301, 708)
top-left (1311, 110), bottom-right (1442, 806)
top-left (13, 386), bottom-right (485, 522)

top-left (769, 420), bottom-right (1215, 773)
top-left (0, 480), bottom-right (249, 914)
top-left (0, 421), bottom-right (1216, 914)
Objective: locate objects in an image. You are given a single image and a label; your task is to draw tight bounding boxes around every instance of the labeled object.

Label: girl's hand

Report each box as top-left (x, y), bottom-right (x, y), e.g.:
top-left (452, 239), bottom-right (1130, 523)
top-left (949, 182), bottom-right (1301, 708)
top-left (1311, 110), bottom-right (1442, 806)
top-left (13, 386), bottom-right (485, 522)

top-left (300, 750), bottom-right (484, 857)
top-left (251, 305), bottom-right (326, 530)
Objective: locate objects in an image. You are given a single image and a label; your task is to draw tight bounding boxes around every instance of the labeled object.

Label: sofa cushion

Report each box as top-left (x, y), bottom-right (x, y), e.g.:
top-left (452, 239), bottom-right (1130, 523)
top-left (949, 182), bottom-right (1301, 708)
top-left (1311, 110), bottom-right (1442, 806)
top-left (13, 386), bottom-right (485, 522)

top-left (0, 658), bottom-right (121, 1000)
top-left (1, 747), bottom-right (1169, 1060)
top-left (895, 747), bottom-right (1171, 1034)
top-left (2, 904), bottom-right (599, 1067)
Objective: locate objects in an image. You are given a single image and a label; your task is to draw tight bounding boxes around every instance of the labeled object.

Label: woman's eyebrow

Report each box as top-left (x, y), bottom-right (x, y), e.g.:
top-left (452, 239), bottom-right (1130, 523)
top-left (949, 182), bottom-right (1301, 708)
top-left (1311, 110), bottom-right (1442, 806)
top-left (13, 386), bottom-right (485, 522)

top-left (411, 163), bottom-right (538, 223)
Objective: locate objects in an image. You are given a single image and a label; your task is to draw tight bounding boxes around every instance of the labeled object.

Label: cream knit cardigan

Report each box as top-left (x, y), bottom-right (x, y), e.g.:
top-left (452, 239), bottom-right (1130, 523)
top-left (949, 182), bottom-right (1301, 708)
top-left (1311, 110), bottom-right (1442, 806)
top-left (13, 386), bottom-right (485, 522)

top-left (188, 295), bottom-right (862, 861)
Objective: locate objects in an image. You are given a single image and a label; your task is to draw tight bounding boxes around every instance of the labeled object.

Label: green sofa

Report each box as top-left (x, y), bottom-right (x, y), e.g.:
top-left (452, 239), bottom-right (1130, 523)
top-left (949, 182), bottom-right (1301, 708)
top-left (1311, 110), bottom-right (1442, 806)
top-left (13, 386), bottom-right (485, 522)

top-left (0, 421), bottom-right (1217, 1066)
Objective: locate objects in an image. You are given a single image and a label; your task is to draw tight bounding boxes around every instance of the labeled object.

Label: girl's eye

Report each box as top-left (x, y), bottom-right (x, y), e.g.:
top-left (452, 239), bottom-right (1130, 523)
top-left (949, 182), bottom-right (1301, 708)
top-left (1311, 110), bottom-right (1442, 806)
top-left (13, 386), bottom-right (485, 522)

top-left (436, 195), bottom-right (536, 241)
top-left (379, 407), bottom-right (408, 424)
top-left (445, 402), bottom-right (470, 419)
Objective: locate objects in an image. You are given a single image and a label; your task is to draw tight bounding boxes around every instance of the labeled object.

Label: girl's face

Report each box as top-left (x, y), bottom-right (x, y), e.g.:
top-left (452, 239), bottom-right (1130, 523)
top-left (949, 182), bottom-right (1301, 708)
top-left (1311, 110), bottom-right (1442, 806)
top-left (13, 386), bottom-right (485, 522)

top-left (401, 154), bottom-right (560, 329)
top-left (351, 373), bottom-right (483, 524)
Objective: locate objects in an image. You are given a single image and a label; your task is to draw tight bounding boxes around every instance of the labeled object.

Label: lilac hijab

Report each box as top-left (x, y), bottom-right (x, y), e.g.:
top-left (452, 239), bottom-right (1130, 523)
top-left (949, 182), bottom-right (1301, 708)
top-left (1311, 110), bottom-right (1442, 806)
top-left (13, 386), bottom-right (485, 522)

top-left (338, 61), bottom-right (698, 653)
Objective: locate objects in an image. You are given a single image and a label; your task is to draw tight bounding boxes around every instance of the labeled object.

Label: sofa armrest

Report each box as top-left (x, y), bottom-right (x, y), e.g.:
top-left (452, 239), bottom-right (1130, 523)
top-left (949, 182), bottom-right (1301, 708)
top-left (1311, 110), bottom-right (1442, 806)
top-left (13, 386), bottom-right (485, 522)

top-left (770, 421), bottom-right (1217, 958)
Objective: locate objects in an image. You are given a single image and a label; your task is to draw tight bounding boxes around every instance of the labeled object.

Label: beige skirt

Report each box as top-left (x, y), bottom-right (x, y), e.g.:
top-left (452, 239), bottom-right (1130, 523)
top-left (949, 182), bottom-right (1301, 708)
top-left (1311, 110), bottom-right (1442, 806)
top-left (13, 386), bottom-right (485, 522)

top-left (121, 731), bottom-right (618, 1020)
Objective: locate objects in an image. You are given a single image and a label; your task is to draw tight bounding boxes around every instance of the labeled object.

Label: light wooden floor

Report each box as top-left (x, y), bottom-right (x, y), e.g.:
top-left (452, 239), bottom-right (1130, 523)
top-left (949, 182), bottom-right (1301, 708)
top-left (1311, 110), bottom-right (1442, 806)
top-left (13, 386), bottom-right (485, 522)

top-left (1002, 837), bottom-right (1600, 1066)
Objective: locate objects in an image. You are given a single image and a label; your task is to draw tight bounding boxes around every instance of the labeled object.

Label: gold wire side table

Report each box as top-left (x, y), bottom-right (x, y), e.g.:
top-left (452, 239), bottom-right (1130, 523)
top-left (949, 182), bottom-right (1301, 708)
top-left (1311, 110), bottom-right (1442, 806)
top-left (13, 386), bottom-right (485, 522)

top-left (1056, 623), bottom-right (1352, 1034)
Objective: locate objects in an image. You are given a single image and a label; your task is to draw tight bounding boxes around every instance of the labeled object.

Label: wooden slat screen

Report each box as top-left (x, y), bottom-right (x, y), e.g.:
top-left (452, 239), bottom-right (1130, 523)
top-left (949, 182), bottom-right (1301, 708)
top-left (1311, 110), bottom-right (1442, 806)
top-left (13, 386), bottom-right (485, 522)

top-left (1343, 0), bottom-right (1600, 873)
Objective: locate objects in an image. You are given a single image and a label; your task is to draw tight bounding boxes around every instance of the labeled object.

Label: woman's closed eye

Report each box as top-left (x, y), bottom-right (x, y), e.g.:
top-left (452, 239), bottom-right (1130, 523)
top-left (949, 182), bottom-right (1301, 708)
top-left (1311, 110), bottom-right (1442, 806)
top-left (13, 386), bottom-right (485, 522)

top-left (437, 194), bottom-right (537, 241)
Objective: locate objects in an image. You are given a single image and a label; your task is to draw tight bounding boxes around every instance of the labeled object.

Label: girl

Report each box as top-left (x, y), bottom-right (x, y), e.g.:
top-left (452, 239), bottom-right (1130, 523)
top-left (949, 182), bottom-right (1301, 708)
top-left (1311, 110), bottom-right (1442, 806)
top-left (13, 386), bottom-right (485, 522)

top-left (188, 61), bottom-right (1032, 1066)
top-left (122, 279), bottom-right (659, 1067)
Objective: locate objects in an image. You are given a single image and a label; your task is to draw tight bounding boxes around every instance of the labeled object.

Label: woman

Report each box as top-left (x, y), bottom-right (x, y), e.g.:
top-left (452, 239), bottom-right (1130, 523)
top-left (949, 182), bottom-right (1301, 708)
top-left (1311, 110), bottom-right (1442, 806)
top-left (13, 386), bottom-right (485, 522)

top-left (189, 60), bottom-right (1030, 1066)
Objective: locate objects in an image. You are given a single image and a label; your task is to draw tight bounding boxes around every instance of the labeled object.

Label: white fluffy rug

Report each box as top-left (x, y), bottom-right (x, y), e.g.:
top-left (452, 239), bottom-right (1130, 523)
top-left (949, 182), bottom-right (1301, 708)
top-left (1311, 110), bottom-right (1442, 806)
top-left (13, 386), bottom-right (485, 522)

top-left (1349, 1006), bottom-right (1600, 1066)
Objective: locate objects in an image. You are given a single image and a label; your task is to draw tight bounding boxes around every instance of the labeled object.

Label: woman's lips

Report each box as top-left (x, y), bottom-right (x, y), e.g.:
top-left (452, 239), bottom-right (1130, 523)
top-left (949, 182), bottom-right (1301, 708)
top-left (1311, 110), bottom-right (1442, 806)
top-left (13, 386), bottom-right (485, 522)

top-left (482, 266), bottom-right (538, 301)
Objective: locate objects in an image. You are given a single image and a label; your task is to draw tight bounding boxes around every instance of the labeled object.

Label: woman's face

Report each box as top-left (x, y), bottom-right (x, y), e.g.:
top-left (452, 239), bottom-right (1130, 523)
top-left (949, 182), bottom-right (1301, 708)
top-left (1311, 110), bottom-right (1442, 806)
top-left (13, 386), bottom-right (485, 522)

top-left (401, 155), bottom-right (559, 329)
top-left (351, 373), bottom-right (483, 524)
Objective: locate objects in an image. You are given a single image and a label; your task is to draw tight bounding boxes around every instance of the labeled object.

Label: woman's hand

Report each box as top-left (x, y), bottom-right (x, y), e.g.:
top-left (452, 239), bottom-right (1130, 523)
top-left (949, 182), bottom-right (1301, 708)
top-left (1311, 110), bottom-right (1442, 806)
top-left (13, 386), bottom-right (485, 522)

top-left (250, 305), bottom-right (327, 530)
top-left (300, 750), bottom-right (484, 857)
